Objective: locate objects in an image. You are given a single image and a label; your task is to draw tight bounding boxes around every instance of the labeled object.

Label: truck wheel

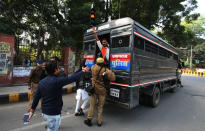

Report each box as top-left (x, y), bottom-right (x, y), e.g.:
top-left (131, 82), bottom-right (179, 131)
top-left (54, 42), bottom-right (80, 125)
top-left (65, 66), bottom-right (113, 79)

top-left (150, 87), bottom-right (160, 107)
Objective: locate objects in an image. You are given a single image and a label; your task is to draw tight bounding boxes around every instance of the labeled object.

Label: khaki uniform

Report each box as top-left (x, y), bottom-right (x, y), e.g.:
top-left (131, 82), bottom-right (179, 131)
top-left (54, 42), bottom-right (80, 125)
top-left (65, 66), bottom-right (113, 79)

top-left (28, 66), bottom-right (46, 109)
top-left (87, 64), bottom-right (115, 124)
top-left (28, 82), bottom-right (38, 108)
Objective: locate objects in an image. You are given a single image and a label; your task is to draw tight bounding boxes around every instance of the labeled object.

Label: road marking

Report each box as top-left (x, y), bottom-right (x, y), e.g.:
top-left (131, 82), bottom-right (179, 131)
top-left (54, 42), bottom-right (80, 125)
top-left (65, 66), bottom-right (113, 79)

top-left (10, 113), bottom-right (74, 131)
top-left (9, 108), bottom-right (88, 131)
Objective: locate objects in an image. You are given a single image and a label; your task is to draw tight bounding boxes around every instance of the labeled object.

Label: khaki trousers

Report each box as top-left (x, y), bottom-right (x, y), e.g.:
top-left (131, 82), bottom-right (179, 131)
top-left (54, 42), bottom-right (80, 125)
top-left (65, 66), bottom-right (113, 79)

top-left (28, 82), bottom-right (38, 109)
top-left (87, 93), bottom-right (106, 124)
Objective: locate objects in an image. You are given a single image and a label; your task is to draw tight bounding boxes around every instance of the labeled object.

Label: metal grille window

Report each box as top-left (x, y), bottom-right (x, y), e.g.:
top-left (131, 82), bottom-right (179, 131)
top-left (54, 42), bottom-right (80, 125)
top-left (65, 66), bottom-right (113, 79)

top-left (159, 47), bottom-right (167, 57)
top-left (84, 41), bottom-right (95, 51)
top-left (167, 51), bottom-right (172, 58)
top-left (111, 35), bottom-right (130, 48)
top-left (145, 41), bottom-right (158, 54)
top-left (90, 42), bottom-right (95, 50)
top-left (134, 36), bottom-right (144, 50)
top-left (173, 54), bottom-right (178, 61)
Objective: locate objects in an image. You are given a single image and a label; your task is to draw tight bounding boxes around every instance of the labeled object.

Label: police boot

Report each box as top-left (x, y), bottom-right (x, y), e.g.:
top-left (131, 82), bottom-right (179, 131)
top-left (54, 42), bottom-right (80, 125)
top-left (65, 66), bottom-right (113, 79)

top-left (84, 119), bottom-right (92, 127)
top-left (97, 122), bottom-right (102, 127)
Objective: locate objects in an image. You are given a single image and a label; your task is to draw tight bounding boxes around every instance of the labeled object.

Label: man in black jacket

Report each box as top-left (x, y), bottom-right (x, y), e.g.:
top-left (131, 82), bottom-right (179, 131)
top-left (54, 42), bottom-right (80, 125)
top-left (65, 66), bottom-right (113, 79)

top-left (26, 61), bottom-right (89, 131)
top-left (74, 52), bottom-right (90, 116)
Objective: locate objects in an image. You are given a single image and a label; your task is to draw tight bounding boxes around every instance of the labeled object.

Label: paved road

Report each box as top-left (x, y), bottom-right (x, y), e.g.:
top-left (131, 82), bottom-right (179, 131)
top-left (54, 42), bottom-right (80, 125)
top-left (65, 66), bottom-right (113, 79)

top-left (0, 76), bottom-right (205, 131)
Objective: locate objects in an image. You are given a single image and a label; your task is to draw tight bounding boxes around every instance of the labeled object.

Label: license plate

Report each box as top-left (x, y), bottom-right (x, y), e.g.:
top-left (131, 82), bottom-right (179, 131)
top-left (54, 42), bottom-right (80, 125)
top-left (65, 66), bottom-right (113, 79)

top-left (110, 88), bottom-right (120, 98)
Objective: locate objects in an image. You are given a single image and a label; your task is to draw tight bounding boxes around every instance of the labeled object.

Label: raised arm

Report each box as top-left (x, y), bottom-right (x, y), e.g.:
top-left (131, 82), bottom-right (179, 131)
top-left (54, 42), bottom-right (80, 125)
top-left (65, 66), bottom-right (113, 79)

top-left (93, 26), bottom-right (99, 41)
top-left (93, 27), bottom-right (102, 50)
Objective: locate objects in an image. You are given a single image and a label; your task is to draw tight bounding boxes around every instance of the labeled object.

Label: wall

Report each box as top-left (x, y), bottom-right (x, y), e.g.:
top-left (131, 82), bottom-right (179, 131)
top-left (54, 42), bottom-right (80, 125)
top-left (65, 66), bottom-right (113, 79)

top-left (62, 47), bottom-right (76, 76)
top-left (0, 34), bottom-right (14, 85)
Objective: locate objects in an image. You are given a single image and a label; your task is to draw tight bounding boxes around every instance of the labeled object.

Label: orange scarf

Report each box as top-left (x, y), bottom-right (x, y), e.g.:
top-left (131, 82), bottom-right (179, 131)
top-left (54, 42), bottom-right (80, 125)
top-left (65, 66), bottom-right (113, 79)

top-left (101, 47), bottom-right (107, 59)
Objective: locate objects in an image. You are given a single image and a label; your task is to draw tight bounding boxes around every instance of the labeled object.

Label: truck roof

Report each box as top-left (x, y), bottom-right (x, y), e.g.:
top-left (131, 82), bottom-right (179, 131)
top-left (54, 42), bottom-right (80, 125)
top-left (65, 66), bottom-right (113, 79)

top-left (84, 17), bottom-right (178, 54)
top-left (85, 17), bottom-right (134, 35)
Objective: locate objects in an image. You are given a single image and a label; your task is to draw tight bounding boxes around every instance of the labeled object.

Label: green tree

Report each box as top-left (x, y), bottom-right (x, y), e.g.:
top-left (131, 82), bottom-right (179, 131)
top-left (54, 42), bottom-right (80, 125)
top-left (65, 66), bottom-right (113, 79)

top-left (156, 0), bottom-right (199, 47)
top-left (0, 0), bottom-right (201, 64)
top-left (179, 16), bottom-right (205, 68)
top-left (108, 0), bottom-right (199, 48)
top-left (182, 16), bottom-right (205, 38)
top-left (193, 42), bottom-right (205, 67)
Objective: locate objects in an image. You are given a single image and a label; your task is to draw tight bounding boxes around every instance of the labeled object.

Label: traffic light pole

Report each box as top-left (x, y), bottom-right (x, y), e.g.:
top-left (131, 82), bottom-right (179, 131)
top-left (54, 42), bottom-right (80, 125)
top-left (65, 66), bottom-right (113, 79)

top-left (90, 4), bottom-right (95, 27)
top-left (190, 45), bottom-right (192, 69)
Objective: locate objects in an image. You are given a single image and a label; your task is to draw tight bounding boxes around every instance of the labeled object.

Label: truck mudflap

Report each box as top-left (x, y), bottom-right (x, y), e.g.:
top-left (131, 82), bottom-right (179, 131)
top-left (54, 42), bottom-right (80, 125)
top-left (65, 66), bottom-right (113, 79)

top-left (107, 83), bottom-right (140, 109)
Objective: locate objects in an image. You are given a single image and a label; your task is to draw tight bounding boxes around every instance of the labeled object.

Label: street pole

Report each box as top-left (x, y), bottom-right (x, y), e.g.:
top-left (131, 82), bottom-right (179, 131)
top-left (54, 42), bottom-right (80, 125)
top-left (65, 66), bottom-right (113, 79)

top-left (190, 45), bottom-right (192, 69)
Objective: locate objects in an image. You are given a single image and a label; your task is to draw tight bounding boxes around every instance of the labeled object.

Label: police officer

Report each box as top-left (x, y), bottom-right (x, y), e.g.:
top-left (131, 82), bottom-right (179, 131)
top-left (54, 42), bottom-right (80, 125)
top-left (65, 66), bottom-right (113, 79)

top-left (28, 62), bottom-right (47, 109)
top-left (84, 57), bottom-right (115, 127)
top-left (177, 60), bottom-right (184, 88)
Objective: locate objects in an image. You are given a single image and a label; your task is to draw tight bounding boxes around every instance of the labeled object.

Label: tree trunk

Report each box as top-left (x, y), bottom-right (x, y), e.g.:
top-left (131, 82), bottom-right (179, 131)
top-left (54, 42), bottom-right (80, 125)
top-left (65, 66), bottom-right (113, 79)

top-left (37, 28), bottom-right (45, 60)
top-left (14, 35), bottom-right (20, 65)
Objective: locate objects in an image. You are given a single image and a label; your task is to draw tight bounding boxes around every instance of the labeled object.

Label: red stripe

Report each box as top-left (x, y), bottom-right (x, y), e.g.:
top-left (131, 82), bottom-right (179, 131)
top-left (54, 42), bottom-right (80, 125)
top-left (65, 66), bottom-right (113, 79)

top-left (110, 77), bottom-right (177, 87)
top-left (111, 82), bottom-right (129, 86)
top-left (134, 31), bottom-right (178, 55)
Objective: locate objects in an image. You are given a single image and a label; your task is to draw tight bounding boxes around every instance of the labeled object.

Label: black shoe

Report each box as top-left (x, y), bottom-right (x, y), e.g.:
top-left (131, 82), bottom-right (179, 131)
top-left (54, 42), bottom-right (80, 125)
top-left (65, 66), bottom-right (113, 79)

top-left (75, 112), bottom-right (80, 116)
top-left (78, 108), bottom-right (84, 116)
top-left (97, 122), bottom-right (102, 127)
top-left (79, 111), bottom-right (84, 116)
top-left (84, 119), bottom-right (92, 127)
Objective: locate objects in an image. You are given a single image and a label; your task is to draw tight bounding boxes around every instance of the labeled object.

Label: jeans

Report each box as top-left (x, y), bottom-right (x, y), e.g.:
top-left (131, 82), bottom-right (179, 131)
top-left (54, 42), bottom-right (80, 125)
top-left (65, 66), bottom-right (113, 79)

top-left (42, 113), bottom-right (61, 131)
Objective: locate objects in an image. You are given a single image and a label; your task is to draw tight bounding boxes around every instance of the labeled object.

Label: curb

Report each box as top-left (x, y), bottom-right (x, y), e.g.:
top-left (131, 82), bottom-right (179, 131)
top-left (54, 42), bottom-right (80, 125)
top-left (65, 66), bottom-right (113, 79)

top-left (0, 86), bottom-right (76, 105)
top-left (182, 71), bottom-right (205, 77)
top-left (0, 83), bottom-right (28, 87)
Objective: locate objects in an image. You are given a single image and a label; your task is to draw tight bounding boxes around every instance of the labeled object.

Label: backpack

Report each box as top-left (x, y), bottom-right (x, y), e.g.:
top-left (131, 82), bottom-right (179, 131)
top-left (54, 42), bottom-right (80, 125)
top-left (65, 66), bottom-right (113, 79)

top-left (102, 68), bottom-right (110, 90)
top-left (84, 67), bottom-right (103, 95)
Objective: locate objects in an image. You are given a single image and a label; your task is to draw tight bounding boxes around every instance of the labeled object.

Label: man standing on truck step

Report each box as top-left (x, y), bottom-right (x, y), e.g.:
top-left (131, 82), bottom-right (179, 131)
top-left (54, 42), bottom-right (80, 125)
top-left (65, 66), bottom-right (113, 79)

top-left (177, 59), bottom-right (184, 88)
top-left (93, 27), bottom-right (110, 66)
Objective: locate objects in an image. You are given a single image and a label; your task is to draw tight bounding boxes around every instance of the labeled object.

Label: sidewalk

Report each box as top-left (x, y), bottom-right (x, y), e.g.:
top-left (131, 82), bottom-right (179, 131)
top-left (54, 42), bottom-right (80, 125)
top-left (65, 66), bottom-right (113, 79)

top-left (0, 83), bottom-right (76, 104)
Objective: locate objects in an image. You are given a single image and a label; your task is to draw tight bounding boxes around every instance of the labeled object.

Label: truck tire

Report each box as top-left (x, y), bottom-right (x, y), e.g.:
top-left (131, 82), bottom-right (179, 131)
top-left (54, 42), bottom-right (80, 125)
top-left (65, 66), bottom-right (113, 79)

top-left (150, 87), bottom-right (160, 107)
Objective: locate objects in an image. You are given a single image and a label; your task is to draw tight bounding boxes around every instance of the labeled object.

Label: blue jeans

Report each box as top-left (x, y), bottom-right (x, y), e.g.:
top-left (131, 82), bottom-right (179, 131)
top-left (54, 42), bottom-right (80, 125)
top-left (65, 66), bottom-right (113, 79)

top-left (42, 113), bottom-right (61, 131)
